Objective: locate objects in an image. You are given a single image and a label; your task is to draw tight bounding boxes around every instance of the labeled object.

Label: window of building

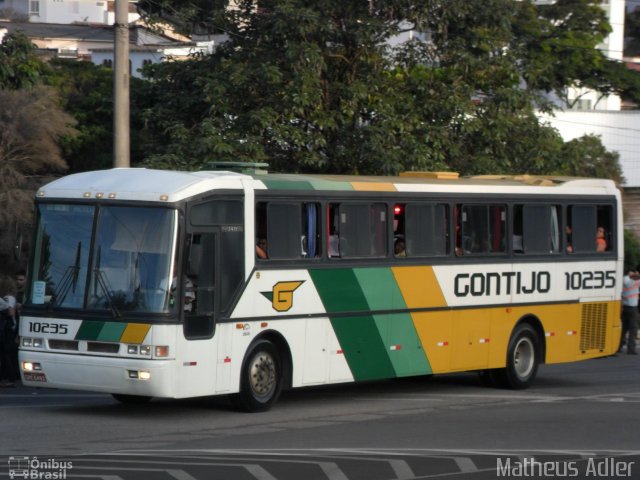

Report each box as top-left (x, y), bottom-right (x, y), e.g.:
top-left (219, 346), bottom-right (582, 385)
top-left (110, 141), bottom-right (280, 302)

top-left (29, 1), bottom-right (40, 15)
top-left (328, 203), bottom-right (387, 258)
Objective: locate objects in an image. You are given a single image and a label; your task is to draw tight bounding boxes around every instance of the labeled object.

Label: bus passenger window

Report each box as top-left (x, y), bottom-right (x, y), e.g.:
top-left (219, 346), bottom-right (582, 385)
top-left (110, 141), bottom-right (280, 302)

top-left (328, 203), bottom-right (387, 258)
top-left (568, 205), bottom-right (597, 253)
top-left (457, 204), bottom-right (506, 255)
top-left (256, 201), bottom-right (321, 260)
top-left (404, 203), bottom-right (448, 257)
top-left (514, 204), bottom-right (561, 255)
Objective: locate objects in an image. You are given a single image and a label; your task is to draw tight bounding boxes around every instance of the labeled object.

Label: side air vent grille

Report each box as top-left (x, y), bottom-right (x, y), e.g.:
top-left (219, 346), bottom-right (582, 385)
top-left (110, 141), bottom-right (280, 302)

top-left (580, 303), bottom-right (607, 352)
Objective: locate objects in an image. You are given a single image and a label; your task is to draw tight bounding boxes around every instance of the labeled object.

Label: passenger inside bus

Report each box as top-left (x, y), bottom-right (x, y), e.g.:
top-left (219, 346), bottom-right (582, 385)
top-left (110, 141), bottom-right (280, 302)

top-left (596, 226), bottom-right (607, 252)
top-left (256, 238), bottom-right (268, 259)
top-left (566, 226), bottom-right (573, 253)
top-left (160, 260), bottom-right (196, 312)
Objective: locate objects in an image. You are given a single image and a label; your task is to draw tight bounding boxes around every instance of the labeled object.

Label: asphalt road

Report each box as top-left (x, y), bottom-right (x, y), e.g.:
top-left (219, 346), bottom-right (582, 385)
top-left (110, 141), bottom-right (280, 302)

top-left (1, 353), bottom-right (639, 479)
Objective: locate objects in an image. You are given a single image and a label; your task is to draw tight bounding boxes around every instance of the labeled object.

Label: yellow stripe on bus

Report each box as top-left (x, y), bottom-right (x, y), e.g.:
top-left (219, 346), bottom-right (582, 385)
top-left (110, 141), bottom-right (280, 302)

top-left (120, 323), bottom-right (151, 344)
top-left (392, 266), bottom-right (447, 308)
top-left (350, 182), bottom-right (397, 192)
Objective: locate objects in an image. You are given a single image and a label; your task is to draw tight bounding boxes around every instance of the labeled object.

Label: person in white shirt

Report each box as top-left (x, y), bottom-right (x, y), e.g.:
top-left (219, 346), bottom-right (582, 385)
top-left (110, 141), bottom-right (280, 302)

top-left (620, 269), bottom-right (639, 355)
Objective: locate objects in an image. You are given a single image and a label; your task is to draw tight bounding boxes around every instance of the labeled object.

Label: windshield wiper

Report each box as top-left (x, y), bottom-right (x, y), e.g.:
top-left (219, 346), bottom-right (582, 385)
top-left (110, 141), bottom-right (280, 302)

top-left (93, 267), bottom-right (121, 318)
top-left (49, 242), bottom-right (81, 309)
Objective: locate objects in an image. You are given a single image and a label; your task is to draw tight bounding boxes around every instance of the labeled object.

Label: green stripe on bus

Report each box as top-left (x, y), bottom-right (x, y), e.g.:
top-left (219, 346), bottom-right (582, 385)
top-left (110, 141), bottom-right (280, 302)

top-left (309, 268), bottom-right (370, 313)
top-left (330, 315), bottom-right (396, 381)
top-left (372, 313), bottom-right (432, 376)
top-left (75, 320), bottom-right (104, 341)
top-left (306, 179), bottom-right (354, 191)
top-left (352, 267), bottom-right (407, 311)
top-left (309, 268), bottom-right (395, 380)
top-left (96, 322), bottom-right (127, 342)
top-left (260, 179), bottom-right (315, 190)
top-left (353, 268), bottom-right (432, 376)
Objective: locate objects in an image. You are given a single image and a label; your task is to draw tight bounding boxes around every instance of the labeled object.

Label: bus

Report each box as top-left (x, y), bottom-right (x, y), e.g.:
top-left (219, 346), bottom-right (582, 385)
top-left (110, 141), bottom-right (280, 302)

top-left (19, 167), bottom-right (622, 411)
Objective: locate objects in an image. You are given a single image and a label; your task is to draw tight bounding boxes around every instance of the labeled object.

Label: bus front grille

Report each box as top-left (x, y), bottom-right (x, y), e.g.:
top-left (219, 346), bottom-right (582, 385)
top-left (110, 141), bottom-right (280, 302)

top-left (580, 303), bottom-right (608, 352)
top-left (48, 340), bottom-right (79, 351)
top-left (87, 342), bottom-right (120, 354)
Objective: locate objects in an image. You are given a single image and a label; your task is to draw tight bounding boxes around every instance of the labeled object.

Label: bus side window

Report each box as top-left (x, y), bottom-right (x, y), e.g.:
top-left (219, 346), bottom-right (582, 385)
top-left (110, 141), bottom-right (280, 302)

top-left (568, 205), bottom-right (597, 253)
top-left (457, 204), bottom-right (506, 255)
top-left (515, 204), bottom-right (561, 255)
top-left (329, 203), bottom-right (387, 258)
top-left (404, 203), bottom-right (448, 257)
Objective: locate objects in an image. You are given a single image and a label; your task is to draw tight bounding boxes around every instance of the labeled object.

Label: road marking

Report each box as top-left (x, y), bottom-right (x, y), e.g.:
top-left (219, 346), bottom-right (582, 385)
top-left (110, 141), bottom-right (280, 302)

top-left (167, 469), bottom-right (199, 480)
top-left (318, 462), bottom-right (349, 480)
top-left (244, 465), bottom-right (279, 480)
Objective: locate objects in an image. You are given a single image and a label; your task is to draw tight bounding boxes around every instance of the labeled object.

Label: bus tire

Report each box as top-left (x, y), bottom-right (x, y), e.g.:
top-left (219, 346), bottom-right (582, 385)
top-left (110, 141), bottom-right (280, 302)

top-left (233, 339), bottom-right (282, 412)
top-left (112, 394), bottom-right (152, 404)
top-left (493, 323), bottom-right (540, 389)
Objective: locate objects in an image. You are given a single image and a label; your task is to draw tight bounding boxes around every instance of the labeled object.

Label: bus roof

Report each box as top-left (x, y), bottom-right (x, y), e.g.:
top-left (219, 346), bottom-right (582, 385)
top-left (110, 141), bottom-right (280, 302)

top-left (36, 168), bottom-right (619, 203)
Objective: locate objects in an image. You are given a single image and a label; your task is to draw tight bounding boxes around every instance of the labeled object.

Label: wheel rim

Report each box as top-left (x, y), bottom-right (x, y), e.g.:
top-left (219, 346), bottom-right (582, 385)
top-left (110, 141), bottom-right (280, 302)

top-left (513, 337), bottom-right (535, 379)
top-left (249, 350), bottom-right (276, 399)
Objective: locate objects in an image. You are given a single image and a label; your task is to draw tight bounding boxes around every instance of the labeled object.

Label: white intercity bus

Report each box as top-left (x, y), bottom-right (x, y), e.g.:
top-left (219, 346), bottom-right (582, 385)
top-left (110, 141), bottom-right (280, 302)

top-left (19, 167), bottom-right (622, 411)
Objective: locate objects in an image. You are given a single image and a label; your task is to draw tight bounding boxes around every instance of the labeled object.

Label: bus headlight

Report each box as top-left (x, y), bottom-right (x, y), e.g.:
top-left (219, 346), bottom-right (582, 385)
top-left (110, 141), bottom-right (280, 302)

top-left (22, 337), bottom-right (44, 348)
top-left (128, 370), bottom-right (151, 380)
top-left (22, 362), bottom-right (42, 371)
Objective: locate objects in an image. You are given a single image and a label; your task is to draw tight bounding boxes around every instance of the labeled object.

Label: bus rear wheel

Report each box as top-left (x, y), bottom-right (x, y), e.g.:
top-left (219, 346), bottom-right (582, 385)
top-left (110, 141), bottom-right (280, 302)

top-left (233, 340), bottom-right (282, 412)
top-left (491, 323), bottom-right (540, 389)
top-left (112, 394), bottom-right (152, 404)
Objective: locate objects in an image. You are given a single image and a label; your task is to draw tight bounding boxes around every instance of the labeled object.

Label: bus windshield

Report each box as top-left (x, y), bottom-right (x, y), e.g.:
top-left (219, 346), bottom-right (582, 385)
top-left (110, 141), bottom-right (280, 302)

top-left (29, 203), bottom-right (178, 315)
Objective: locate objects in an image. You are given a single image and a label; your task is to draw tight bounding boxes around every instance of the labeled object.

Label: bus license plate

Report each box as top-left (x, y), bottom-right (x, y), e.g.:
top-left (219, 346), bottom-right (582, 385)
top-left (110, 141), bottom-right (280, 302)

top-left (23, 372), bottom-right (47, 383)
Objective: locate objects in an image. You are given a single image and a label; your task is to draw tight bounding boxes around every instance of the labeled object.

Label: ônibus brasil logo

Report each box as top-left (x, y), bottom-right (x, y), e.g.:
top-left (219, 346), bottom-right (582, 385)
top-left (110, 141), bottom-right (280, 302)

top-left (8, 456), bottom-right (72, 479)
top-left (261, 281), bottom-right (305, 312)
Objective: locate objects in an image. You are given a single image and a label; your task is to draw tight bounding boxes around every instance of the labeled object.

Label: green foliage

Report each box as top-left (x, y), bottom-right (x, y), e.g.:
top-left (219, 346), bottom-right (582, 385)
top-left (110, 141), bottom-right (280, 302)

top-left (43, 59), bottom-right (148, 172)
top-left (624, 229), bottom-right (640, 272)
top-left (0, 31), bottom-right (49, 90)
top-left (554, 134), bottom-right (624, 183)
top-left (138, 0), bottom-right (625, 177)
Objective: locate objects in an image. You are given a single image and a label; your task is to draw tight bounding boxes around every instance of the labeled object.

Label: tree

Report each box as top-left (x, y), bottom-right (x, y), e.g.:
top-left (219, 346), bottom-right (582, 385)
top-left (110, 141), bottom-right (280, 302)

top-left (0, 31), bottom-right (49, 90)
top-left (0, 87), bottom-right (76, 270)
top-left (555, 134), bottom-right (624, 183)
top-left (624, 229), bottom-right (640, 272)
top-left (138, 0), bottom-right (625, 178)
top-left (43, 59), bottom-right (147, 172)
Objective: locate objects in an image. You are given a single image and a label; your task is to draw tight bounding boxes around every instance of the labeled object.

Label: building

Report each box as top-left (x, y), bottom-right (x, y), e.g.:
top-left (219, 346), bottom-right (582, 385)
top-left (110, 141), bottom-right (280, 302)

top-left (0, 0), bottom-right (139, 25)
top-left (0, 20), bottom-right (209, 77)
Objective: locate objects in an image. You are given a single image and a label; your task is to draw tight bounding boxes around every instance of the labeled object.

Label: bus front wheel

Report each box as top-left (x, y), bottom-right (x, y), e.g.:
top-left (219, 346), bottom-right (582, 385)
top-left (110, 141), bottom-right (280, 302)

top-left (233, 339), bottom-right (282, 412)
top-left (491, 323), bottom-right (540, 389)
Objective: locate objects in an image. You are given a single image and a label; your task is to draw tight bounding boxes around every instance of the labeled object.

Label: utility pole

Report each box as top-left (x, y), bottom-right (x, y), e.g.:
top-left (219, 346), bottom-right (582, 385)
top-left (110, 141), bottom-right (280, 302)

top-left (113, 0), bottom-right (130, 168)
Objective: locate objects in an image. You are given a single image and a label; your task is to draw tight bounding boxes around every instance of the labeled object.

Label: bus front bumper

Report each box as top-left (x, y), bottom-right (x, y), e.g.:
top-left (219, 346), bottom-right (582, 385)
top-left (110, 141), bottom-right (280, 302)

top-left (18, 350), bottom-right (176, 398)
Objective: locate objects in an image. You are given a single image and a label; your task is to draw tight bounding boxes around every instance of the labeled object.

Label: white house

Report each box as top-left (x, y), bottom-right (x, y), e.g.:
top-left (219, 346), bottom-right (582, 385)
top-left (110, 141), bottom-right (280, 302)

top-left (0, 20), bottom-right (208, 77)
top-left (0, 0), bottom-right (139, 25)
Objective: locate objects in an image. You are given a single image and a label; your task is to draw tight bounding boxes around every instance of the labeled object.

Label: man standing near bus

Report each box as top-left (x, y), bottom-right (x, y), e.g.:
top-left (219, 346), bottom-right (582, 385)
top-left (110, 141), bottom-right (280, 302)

top-left (620, 269), bottom-right (640, 355)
